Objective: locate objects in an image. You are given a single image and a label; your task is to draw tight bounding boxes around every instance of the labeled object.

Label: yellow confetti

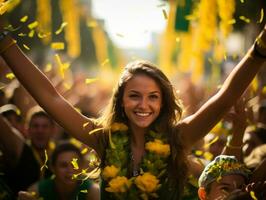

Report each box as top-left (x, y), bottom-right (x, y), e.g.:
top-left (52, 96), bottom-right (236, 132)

top-left (83, 122), bottom-right (89, 129)
top-left (54, 54), bottom-right (70, 79)
top-left (176, 37), bottom-right (180, 43)
top-left (203, 152), bottom-right (213, 161)
top-left (195, 150), bottom-right (203, 156)
top-left (85, 78), bottom-right (98, 84)
top-left (224, 53), bottom-right (227, 60)
top-left (15, 108), bottom-right (21, 116)
top-left (101, 58), bottom-right (110, 66)
top-left (87, 20), bottom-right (98, 28)
top-left (204, 136), bottom-right (219, 148)
top-left (40, 149), bottom-right (48, 171)
top-left (5, 73), bottom-right (15, 80)
top-left (250, 191), bottom-right (258, 200)
top-left (262, 86), bottom-right (266, 94)
top-left (63, 83), bottom-right (71, 90)
top-left (18, 33), bottom-right (27, 37)
top-left (81, 148), bottom-right (88, 154)
top-left (88, 128), bottom-right (104, 135)
top-left (28, 21), bottom-right (39, 29)
top-left (71, 158), bottom-right (79, 170)
top-left (162, 9), bottom-right (168, 20)
top-left (23, 44), bottom-right (30, 50)
top-left (55, 22), bottom-right (68, 35)
top-left (28, 30), bottom-right (35, 38)
top-left (51, 42), bottom-right (65, 50)
top-left (20, 15), bottom-right (28, 22)
top-left (80, 190), bottom-right (88, 193)
top-left (227, 19), bottom-right (236, 25)
top-left (0, 0), bottom-right (21, 15)
top-left (239, 16), bottom-right (250, 23)
top-left (44, 63), bottom-right (52, 73)
top-left (258, 9), bottom-right (264, 24)
top-left (38, 32), bottom-right (51, 39)
top-left (240, 0), bottom-right (244, 3)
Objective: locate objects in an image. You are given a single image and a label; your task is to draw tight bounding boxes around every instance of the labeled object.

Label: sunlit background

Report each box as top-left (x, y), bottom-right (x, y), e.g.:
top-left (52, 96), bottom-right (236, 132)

top-left (0, 0), bottom-right (266, 117)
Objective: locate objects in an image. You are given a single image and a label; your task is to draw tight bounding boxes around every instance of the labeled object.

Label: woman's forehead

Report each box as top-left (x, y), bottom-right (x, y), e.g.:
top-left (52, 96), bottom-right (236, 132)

top-left (124, 74), bottom-right (161, 91)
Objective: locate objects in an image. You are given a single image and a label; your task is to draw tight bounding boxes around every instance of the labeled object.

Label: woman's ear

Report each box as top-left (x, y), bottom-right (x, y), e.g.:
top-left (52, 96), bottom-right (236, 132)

top-left (198, 187), bottom-right (207, 200)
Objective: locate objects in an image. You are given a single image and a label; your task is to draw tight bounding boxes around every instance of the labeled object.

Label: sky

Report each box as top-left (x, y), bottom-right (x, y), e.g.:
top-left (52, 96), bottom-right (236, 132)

top-left (91, 0), bottom-right (168, 49)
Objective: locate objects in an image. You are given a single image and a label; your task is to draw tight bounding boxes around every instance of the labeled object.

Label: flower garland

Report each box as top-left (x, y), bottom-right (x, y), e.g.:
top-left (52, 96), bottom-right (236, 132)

top-left (101, 123), bottom-right (170, 200)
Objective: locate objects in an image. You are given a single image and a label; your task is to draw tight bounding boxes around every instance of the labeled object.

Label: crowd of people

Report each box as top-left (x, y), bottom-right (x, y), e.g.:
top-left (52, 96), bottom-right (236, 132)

top-left (0, 10), bottom-right (266, 200)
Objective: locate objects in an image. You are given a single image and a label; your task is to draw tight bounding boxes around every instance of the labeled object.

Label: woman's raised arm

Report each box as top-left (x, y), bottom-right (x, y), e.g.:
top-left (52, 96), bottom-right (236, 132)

top-left (0, 35), bottom-right (99, 151)
top-left (179, 26), bottom-right (266, 148)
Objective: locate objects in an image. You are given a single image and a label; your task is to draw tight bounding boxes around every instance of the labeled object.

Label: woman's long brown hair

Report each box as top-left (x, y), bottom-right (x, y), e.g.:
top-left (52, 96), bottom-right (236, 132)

top-left (98, 60), bottom-right (188, 198)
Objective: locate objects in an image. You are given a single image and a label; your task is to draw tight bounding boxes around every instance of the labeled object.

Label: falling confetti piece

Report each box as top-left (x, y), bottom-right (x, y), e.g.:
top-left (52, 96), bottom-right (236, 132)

top-left (83, 122), bottom-right (89, 129)
top-left (51, 42), bottom-right (65, 50)
top-left (240, 0), bottom-right (244, 3)
top-left (80, 190), bottom-right (88, 193)
top-left (262, 86), bottom-right (266, 94)
top-left (88, 128), bottom-right (104, 135)
top-left (87, 20), bottom-right (98, 28)
top-left (176, 37), bottom-right (180, 42)
top-left (224, 53), bottom-right (227, 60)
top-left (55, 22), bottom-right (68, 35)
top-left (250, 191), bottom-right (258, 200)
top-left (227, 19), bottom-right (236, 24)
top-left (63, 83), bottom-right (71, 90)
top-left (23, 44), bottom-right (30, 50)
top-left (162, 9), bottom-right (168, 20)
top-left (40, 150), bottom-right (48, 171)
top-left (15, 108), bottom-right (21, 116)
top-left (4, 24), bottom-right (20, 31)
top-left (0, 0), bottom-right (20, 15)
top-left (18, 33), bottom-right (26, 37)
top-left (204, 136), bottom-right (219, 148)
top-left (5, 73), bottom-right (15, 80)
top-left (85, 78), bottom-right (98, 84)
top-left (28, 21), bottom-right (38, 29)
top-left (239, 16), bottom-right (250, 23)
top-left (195, 150), bottom-right (203, 156)
top-left (28, 30), bottom-right (35, 38)
top-left (81, 148), bottom-right (88, 154)
top-left (20, 15), bottom-right (28, 22)
top-left (258, 9), bottom-right (264, 23)
top-left (101, 58), bottom-right (110, 66)
top-left (44, 63), bottom-right (52, 73)
top-left (38, 32), bottom-right (51, 39)
top-left (203, 152), bottom-right (213, 161)
top-left (71, 158), bottom-right (79, 170)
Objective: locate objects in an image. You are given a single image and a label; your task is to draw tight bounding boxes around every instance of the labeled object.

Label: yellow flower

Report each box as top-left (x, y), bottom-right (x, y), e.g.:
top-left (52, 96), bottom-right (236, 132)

top-left (105, 176), bottom-right (131, 193)
top-left (102, 165), bottom-right (120, 180)
top-left (111, 122), bottom-right (128, 132)
top-left (145, 139), bottom-right (170, 157)
top-left (135, 173), bottom-right (159, 193)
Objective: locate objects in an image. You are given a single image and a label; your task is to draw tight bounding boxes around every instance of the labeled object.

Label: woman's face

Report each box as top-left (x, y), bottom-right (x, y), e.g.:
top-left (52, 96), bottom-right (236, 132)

top-left (53, 151), bottom-right (82, 186)
top-left (122, 74), bottom-right (162, 130)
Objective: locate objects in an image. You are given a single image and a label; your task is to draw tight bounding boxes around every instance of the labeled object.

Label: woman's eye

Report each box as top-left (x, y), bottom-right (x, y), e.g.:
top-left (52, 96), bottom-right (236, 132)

top-left (129, 94), bottom-right (139, 98)
top-left (150, 95), bottom-right (159, 99)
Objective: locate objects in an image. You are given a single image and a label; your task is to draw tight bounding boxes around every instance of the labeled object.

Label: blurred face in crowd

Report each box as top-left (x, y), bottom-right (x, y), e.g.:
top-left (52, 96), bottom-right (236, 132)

top-left (52, 151), bottom-right (82, 186)
top-left (122, 74), bottom-right (162, 131)
top-left (198, 175), bottom-right (245, 200)
top-left (28, 115), bottom-right (54, 149)
top-left (243, 132), bottom-right (263, 157)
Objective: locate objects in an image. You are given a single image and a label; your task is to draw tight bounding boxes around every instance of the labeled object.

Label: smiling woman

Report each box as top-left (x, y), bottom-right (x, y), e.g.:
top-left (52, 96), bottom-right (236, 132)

top-left (1, 18), bottom-right (266, 199)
